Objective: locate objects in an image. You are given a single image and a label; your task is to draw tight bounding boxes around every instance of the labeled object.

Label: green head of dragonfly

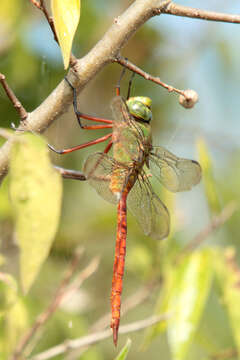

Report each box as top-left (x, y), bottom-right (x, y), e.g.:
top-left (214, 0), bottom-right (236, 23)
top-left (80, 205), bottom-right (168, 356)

top-left (126, 96), bottom-right (152, 122)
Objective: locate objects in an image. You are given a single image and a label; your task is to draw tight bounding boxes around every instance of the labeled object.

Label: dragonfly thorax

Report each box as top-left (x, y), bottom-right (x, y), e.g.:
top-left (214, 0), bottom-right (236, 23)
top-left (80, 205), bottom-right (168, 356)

top-left (126, 96), bottom-right (152, 122)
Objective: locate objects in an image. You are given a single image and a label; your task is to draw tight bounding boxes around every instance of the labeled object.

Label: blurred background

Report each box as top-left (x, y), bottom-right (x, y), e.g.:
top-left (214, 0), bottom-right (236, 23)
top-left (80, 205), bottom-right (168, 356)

top-left (0, 1), bottom-right (240, 359)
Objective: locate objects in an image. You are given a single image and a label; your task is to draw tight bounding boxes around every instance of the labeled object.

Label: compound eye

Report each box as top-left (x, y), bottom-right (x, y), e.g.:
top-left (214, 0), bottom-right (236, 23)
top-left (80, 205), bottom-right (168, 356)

top-left (126, 97), bottom-right (152, 122)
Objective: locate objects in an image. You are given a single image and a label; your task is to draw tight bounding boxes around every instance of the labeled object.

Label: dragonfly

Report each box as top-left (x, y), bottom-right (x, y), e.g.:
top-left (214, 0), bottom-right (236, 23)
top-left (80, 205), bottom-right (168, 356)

top-left (49, 74), bottom-right (202, 346)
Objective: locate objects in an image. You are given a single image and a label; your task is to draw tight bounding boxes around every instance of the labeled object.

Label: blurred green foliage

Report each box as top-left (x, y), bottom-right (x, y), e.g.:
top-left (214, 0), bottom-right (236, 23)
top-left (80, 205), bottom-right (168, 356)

top-left (1, 1), bottom-right (240, 360)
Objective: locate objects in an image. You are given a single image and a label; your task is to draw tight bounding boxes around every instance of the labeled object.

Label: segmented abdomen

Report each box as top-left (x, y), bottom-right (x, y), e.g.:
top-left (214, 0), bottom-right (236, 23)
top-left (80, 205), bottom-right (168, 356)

top-left (111, 188), bottom-right (128, 346)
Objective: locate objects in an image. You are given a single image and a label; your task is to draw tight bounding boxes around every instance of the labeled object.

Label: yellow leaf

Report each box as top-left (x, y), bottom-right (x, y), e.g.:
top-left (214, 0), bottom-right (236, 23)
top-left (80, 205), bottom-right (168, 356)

top-left (0, 1), bottom-right (21, 28)
top-left (51, 0), bottom-right (81, 69)
top-left (9, 133), bottom-right (62, 293)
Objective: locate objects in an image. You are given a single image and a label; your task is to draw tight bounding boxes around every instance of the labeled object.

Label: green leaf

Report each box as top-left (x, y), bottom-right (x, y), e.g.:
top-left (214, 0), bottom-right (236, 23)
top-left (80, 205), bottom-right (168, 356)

top-left (9, 133), bottom-right (62, 293)
top-left (167, 250), bottom-right (213, 360)
top-left (3, 298), bottom-right (28, 356)
top-left (51, 0), bottom-right (81, 69)
top-left (144, 250), bottom-right (213, 359)
top-left (197, 137), bottom-right (221, 215)
top-left (114, 338), bottom-right (132, 360)
top-left (215, 247), bottom-right (240, 358)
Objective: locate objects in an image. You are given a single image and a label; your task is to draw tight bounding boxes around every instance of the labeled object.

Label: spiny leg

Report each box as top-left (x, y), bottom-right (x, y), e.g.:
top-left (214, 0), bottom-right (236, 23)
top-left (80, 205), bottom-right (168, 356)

top-left (104, 139), bottom-right (113, 154)
top-left (48, 78), bottom-right (114, 154)
top-left (115, 67), bottom-right (127, 97)
top-left (48, 133), bottom-right (112, 154)
top-left (126, 72), bottom-right (135, 100)
top-left (115, 63), bottom-right (136, 99)
top-left (64, 77), bottom-right (113, 129)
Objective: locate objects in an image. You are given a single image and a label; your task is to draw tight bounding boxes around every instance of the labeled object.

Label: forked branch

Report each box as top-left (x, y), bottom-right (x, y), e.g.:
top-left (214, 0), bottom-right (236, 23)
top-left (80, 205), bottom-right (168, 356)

top-left (11, 249), bottom-right (99, 360)
top-left (0, 0), bottom-right (240, 181)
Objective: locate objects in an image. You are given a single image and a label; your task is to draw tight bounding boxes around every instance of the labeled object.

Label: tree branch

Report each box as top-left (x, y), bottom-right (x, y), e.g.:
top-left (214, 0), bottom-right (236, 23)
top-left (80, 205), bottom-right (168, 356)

top-left (177, 201), bottom-right (238, 262)
top-left (28, 313), bottom-right (169, 360)
top-left (11, 250), bottom-right (99, 360)
top-left (1, 0), bottom-right (240, 181)
top-left (116, 56), bottom-right (185, 96)
top-left (0, 73), bottom-right (28, 120)
top-left (67, 280), bottom-right (159, 359)
top-left (115, 56), bottom-right (199, 108)
top-left (162, 2), bottom-right (240, 24)
top-left (0, 0), bottom-right (170, 180)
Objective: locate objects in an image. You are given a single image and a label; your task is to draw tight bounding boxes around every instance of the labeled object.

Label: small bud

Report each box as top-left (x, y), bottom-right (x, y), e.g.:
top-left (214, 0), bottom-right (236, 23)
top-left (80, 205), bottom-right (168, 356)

top-left (179, 89), bottom-right (199, 109)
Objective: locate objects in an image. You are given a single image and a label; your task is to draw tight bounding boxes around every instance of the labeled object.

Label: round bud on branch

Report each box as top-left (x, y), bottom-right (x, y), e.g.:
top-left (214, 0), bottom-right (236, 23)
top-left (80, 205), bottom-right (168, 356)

top-left (179, 89), bottom-right (199, 109)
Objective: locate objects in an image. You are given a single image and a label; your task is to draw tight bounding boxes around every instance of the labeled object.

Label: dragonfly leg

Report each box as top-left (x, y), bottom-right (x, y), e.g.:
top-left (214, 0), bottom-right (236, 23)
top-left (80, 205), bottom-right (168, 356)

top-left (48, 133), bottom-right (112, 154)
top-left (126, 71), bottom-right (135, 99)
top-left (115, 67), bottom-right (127, 96)
top-left (64, 77), bottom-right (113, 129)
top-left (54, 166), bottom-right (86, 180)
top-left (115, 66), bottom-right (136, 99)
top-left (104, 139), bottom-right (113, 153)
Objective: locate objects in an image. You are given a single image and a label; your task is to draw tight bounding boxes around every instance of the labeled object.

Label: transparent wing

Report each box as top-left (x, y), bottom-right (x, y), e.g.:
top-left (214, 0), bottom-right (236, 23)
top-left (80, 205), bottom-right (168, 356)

top-left (127, 174), bottom-right (170, 240)
top-left (111, 96), bottom-right (132, 126)
top-left (83, 152), bottom-right (118, 204)
top-left (149, 146), bottom-right (201, 192)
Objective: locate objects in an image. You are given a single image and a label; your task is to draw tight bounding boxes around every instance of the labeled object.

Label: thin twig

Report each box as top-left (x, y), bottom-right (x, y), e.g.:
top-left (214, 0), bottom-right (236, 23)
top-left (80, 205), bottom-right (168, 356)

top-left (25, 256), bottom-right (100, 359)
top-left (29, 0), bottom-right (41, 10)
top-left (29, 0), bottom-right (77, 66)
top-left (67, 280), bottom-right (159, 359)
top-left (59, 256), bottom-right (100, 302)
top-left (180, 201), bottom-right (238, 257)
top-left (39, 0), bottom-right (58, 43)
top-left (91, 279), bottom-right (158, 332)
top-left (28, 313), bottom-right (169, 360)
top-left (0, 73), bottom-right (28, 120)
top-left (115, 56), bottom-right (198, 108)
top-left (11, 247), bottom-right (84, 360)
top-left (11, 249), bottom-right (99, 360)
top-left (115, 56), bottom-right (185, 96)
top-left (29, 0), bottom-right (57, 42)
top-left (162, 2), bottom-right (240, 24)
top-left (54, 166), bottom-right (86, 181)
top-left (1, 0), bottom-right (240, 180)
